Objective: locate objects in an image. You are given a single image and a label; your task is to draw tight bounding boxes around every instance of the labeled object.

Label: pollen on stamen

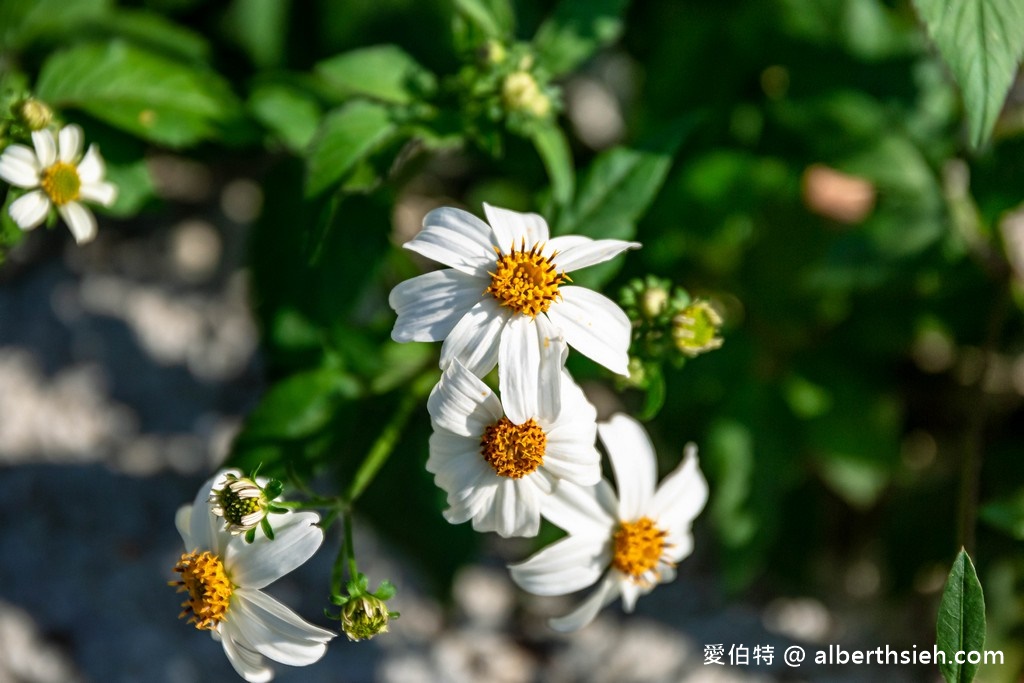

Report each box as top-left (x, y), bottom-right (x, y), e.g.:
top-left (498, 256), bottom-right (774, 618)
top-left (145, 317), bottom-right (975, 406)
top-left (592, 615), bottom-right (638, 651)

top-left (170, 550), bottom-right (234, 630)
top-left (480, 417), bottom-right (547, 478)
top-left (486, 240), bottom-right (567, 317)
top-left (612, 517), bottom-right (668, 582)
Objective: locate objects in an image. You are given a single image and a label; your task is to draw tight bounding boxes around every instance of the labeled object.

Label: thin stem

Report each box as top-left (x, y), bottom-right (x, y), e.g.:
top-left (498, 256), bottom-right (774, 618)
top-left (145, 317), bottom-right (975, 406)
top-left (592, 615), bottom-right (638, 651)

top-left (957, 278), bottom-right (1011, 555)
top-left (344, 508), bottom-right (358, 580)
top-left (343, 372), bottom-right (434, 505)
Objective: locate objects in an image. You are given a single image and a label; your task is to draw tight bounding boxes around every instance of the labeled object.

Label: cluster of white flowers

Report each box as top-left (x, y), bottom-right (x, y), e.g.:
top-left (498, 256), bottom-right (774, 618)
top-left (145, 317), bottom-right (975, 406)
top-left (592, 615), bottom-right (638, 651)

top-left (0, 123), bottom-right (116, 243)
top-left (390, 203), bottom-right (709, 630)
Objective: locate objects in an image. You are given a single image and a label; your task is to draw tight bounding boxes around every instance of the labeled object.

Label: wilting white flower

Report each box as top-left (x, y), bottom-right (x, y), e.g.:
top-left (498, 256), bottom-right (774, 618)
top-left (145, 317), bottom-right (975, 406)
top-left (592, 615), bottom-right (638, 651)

top-left (510, 414), bottom-right (708, 632)
top-left (427, 359), bottom-right (601, 538)
top-left (171, 471), bottom-right (334, 682)
top-left (390, 203), bottom-right (638, 423)
top-left (0, 124), bottom-right (116, 243)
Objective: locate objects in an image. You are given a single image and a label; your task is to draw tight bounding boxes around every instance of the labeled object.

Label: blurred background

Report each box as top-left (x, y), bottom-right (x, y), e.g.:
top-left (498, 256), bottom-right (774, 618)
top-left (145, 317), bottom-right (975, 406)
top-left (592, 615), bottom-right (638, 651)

top-left (1, 0), bottom-right (1023, 681)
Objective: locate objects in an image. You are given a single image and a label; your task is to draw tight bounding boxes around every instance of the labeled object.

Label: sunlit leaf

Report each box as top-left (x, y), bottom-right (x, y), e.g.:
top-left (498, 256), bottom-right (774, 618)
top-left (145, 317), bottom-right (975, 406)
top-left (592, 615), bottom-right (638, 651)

top-left (530, 123), bottom-right (574, 208)
top-left (316, 45), bottom-right (437, 105)
top-left (305, 101), bottom-right (397, 197)
top-left (914, 0), bottom-right (1024, 148)
top-left (36, 41), bottom-right (239, 147)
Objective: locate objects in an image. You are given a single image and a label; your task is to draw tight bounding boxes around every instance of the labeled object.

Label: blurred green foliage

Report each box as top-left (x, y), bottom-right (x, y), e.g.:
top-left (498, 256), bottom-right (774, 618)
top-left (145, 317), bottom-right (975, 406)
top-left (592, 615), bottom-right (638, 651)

top-left (4, 0), bottom-right (1024, 678)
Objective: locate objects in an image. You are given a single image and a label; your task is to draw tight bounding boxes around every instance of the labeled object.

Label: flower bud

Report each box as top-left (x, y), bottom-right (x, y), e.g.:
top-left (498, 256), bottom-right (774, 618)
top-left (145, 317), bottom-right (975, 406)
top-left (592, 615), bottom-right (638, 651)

top-left (478, 39), bottom-right (507, 65)
top-left (209, 472), bottom-right (270, 535)
top-left (502, 71), bottom-right (551, 118)
top-left (672, 300), bottom-right (724, 357)
top-left (13, 98), bottom-right (53, 132)
top-left (341, 595), bottom-right (391, 641)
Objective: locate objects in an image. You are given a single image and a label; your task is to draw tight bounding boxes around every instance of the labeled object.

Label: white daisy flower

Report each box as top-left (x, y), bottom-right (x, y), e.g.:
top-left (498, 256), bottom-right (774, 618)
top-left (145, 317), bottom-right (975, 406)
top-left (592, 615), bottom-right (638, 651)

top-left (427, 358), bottom-right (601, 538)
top-left (390, 203), bottom-right (639, 423)
top-left (209, 470), bottom-right (271, 536)
top-left (0, 124), bottom-right (117, 243)
top-left (171, 471), bottom-right (335, 682)
top-left (509, 414), bottom-right (708, 632)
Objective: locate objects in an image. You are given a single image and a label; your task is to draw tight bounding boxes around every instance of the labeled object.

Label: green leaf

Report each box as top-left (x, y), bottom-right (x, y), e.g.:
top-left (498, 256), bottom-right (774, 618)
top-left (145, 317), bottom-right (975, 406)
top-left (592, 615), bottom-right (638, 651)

top-left (305, 101), bottom-right (398, 197)
top-left (222, 0), bottom-right (289, 68)
top-left (316, 45), bottom-right (437, 106)
top-left (530, 124), bottom-right (574, 208)
top-left (238, 366), bottom-right (354, 441)
top-left (454, 0), bottom-right (514, 39)
top-left (532, 0), bottom-right (629, 76)
top-left (0, 0), bottom-right (108, 51)
top-left (86, 9), bottom-right (211, 63)
top-left (36, 41), bottom-right (239, 147)
top-left (913, 0), bottom-right (1024, 148)
top-left (103, 157), bottom-right (154, 217)
top-left (936, 549), bottom-right (987, 683)
top-left (249, 83), bottom-right (322, 153)
top-left (556, 121), bottom-right (691, 239)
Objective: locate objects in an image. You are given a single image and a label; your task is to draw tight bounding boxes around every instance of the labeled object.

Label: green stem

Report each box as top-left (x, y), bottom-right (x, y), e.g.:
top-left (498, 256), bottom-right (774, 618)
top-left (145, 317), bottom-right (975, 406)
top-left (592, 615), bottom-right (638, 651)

top-left (957, 278), bottom-right (1011, 554)
top-left (344, 509), bottom-right (358, 580)
top-left (343, 372), bottom-right (433, 505)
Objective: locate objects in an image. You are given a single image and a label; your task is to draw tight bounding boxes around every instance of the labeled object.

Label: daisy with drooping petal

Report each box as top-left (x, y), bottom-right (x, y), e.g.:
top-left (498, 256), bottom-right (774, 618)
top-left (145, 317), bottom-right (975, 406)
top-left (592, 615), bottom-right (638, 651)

top-left (0, 124), bottom-right (117, 243)
top-left (426, 358), bottom-right (601, 538)
top-left (171, 470), bottom-right (334, 682)
top-left (390, 203), bottom-right (639, 423)
top-left (509, 413), bottom-right (708, 632)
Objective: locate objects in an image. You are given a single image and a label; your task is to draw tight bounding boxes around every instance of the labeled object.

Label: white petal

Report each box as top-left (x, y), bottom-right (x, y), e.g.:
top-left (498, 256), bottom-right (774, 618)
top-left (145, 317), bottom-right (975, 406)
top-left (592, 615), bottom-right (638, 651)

top-left (444, 482), bottom-right (497, 524)
top-left (31, 129), bottom-right (56, 168)
top-left (547, 236), bottom-right (640, 273)
top-left (542, 444), bottom-right (601, 486)
top-left (439, 296), bottom-right (507, 376)
top-left (473, 478), bottom-right (540, 537)
top-left (57, 124), bottom-right (83, 163)
top-left (0, 145), bottom-right (41, 187)
top-left (404, 206), bottom-right (499, 276)
top-left (175, 505), bottom-right (192, 548)
top-left (498, 314), bottom-right (566, 424)
top-left (226, 511), bottom-right (323, 588)
top-left (484, 203), bottom-right (550, 253)
top-left (58, 202), bottom-right (97, 243)
top-left (187, 473), bottom-right (225, 551)
top-left (509, 534), bottom-right (609, 596)
top-left (541, 371), bottom-right (599, 484)
top-left (76, 144), bottom-right (106, 183)
top-left (548, 574), bottom-right (621, 633)
top-left (80, 181), bottom-right (117, 207)
top-left (650, 442), bottom-right (708, 537)
top-left (427, 434), bottom-right (492, 494)
top-left (599, 414), bottom-right (657, 521)
top-left (620, 578), bottom-right (642, 612)
top-left (219, 621), bottom-right (275, 682)
top-left (427, 359), bottom-right (503, 437)
top-left (548, 287), bottom-right (631, 375)
top-left (540, 479), bottom-right (617, 536)
top-left (389, 269), bottom-right (485, 343)
top-left (230, 589), bottom-right (333, 666)
top-left (9, 190), bottom-right (50, 230)
top-left (663, 530), bottom-right (694, 564)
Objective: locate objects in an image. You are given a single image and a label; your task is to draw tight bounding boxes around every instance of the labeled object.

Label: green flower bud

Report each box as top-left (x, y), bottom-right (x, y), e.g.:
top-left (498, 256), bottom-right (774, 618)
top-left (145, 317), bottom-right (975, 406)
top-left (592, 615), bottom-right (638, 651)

top-left (672, 300), bottom-right (724, 357)
top-left (13, 98), bottom-right (53, 132)
top-left (478, 39), bottom-right (507, 65)
top-left (341, 595), bottom-right (391, 641)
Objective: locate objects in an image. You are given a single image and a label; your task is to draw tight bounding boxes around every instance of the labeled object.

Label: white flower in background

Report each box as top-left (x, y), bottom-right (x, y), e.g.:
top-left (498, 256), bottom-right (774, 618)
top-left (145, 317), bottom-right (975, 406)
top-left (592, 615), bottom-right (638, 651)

top-left (390, 203), bottom-right (638, 423)
top-left (510, 414), bottom-right (708, 632)
top-left (0, 124), bottom-right (117, 243)
top-left (171, 471), bottom-right (334, 682)
top-left (427, 359), bottom-right (601, 538)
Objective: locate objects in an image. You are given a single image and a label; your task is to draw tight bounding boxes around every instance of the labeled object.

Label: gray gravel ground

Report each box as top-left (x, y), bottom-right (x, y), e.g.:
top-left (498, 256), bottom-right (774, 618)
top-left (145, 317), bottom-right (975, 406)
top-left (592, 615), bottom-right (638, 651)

top-left (0, 167), bottom-right (930, 682)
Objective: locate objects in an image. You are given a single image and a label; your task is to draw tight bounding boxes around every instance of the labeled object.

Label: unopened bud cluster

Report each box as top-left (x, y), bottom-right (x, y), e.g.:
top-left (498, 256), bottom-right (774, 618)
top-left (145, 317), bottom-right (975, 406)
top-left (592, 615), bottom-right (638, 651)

top-left (620, 275), bottom-right (724, 365)
top-left (328, 573), bottom-right (399, 642)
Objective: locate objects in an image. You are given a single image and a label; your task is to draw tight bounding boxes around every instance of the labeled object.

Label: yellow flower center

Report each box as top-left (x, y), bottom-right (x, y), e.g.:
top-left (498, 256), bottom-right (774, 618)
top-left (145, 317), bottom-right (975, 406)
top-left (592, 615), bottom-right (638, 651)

top-left (170, 550), bottom-right (234, 630)
top-left (40, 162), bottom-right (81, 206)
top-left (612, 517), bottom-right (667, 579)
top-left (480, 416), bottom-right (546, 478)
top-left (486, 240), bottom-right (567, 317)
